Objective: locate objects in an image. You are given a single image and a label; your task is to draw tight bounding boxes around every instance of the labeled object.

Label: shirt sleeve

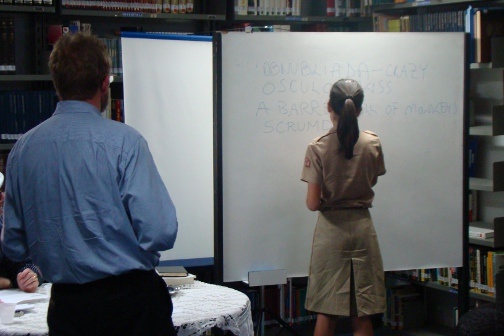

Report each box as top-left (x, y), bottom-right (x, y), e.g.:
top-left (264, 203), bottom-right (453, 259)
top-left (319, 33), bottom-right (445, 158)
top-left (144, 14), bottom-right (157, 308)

top-left (376, 139), bottom-right (386, 177)
top-left (2, 149), bottom-right (31, 262)
top-left (301, 143), bottom-right (322, 185)
top-left (120, 137), bottom-right (178, 253)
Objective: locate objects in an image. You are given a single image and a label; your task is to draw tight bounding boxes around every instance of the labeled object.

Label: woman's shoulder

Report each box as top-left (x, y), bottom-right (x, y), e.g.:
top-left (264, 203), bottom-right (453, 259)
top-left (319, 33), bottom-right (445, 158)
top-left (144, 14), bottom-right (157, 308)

top-left (361, 130), bottom-right (381, 142)
top-left (362, 130), bottom-right (379, 137)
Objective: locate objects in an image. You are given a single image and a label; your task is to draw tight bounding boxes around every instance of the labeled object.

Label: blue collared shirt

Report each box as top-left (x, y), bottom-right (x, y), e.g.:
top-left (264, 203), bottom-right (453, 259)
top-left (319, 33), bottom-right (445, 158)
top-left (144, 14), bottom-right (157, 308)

top-left (2, 100), bottom-right (178, 284)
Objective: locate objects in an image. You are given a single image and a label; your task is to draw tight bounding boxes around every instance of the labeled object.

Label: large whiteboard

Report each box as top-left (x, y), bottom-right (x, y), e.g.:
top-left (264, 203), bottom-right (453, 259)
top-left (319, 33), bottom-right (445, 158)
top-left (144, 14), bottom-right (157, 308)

top-left (121, 33), bottom-right (214, 266)
top-left (219, 32), bottom-right (465, 282)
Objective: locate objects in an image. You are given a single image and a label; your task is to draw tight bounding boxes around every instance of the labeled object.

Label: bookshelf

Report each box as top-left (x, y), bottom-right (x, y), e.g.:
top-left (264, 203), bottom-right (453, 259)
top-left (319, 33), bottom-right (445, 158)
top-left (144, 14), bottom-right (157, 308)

top-left (2, 1), bottom-right (503, 332)
top-left (467, 62), bottom-right (504, 310)
top-left (372, 0), bottom-right (504, 330)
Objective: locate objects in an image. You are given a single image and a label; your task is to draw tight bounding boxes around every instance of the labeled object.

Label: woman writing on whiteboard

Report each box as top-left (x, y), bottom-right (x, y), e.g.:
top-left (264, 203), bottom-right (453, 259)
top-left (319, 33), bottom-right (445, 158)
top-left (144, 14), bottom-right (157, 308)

top-left (301, 79), bottom-right (386, 336)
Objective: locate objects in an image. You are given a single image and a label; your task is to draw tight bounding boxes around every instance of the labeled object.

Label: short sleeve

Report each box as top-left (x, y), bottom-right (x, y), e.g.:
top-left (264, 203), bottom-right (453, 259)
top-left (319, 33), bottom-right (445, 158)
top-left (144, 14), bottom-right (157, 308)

top-left (301, 143), bottom-right (322, 184)
top-left (376, 140), bottom-right (386, 177)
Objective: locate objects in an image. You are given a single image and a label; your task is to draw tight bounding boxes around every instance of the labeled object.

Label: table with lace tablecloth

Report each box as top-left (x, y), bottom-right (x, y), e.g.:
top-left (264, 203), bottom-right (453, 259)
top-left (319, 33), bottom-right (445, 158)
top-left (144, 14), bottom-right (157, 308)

top-left (0, 281), bottom-right (253, 336)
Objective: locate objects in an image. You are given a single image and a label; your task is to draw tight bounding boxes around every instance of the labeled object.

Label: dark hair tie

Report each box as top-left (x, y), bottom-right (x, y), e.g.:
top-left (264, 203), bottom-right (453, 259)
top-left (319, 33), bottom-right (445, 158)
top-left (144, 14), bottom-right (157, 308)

top-left (345, 95), bottom-right (353, 101)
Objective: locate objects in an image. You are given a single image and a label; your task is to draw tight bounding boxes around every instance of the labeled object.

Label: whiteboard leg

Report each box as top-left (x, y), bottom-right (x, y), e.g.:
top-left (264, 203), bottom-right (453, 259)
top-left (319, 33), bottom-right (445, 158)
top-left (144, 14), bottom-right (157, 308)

top-left (260, 286), bottom-right (265, 336)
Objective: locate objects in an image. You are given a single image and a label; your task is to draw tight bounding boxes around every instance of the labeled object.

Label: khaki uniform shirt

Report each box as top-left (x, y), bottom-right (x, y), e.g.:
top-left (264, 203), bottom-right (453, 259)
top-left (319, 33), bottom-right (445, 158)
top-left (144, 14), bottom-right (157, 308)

top-left (301, 127), bottom-right (386, 209)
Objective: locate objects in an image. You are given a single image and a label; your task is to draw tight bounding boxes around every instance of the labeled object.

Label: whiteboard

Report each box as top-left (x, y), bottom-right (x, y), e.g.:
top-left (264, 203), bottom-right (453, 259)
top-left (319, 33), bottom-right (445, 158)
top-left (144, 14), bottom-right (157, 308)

top-left (218, 32), bottom-right (465, 282)
top-left (121, 33), bottom-right (214, 266)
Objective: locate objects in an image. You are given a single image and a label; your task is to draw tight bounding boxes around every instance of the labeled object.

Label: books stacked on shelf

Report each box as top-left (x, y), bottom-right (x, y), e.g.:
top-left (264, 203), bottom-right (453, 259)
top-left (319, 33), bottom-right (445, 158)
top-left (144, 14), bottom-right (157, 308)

top-left (100, 37), bottom-right (122, 76)
top-left (0, 18), bottom-right (15, 75)
top-left (326, 0), bottom-right (368, 18)
top-left (230, 280), bottom-right (315, 327)
top-left (469, 190), bottom-right (478, 222)
top-left (0, 91), bottom-right (57, 143)
top-left (383, 285), bottom-right (425, 330)
top-left (235, 0), bottom-right (301, 17)
top-left (472, 8), bottom-right (504, 65)
top-left (286, 283), bottom-right (315, 324)
top-left (389, 251), bottom-right (504, 299)
top-left (468, 139), bottom-right (477, 177)
top-left (0, 0), bottom-right (54, 5)
top-left (466, 7), bottom-right (504, 64)
top-left (61, 0), bottom-right (184, 13)
top-left (468, 248), bottom-right (504, 296)
top-left (162, 0), bottom-right (195, 13)
top-left (284, 278), bottom-right (316, 325)
top-left (110, 99), bottom-right (124, 123)
top-left (373, 10), bottom-right (465, 32)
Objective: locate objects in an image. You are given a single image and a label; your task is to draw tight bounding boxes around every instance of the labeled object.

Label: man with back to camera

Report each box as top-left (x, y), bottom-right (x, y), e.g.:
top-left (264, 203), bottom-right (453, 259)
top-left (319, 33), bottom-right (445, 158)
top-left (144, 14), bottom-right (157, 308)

top-left (1, 33), bottom-right (178, 335)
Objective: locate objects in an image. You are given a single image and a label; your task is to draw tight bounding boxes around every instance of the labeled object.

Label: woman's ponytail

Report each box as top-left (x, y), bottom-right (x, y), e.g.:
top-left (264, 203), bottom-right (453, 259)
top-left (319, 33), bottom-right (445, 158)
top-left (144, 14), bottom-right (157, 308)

top-left (337, 98), bottom-right (359, 159)
top-left (329, 79), bottom-right (364, 160)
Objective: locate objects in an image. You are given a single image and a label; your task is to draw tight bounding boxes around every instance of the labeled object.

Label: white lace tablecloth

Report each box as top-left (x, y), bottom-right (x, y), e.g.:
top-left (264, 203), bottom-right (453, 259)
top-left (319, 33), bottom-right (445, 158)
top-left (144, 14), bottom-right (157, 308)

top-left (0, 281), bottom-right (254, 336)
top-left (172, 281), bottom-right (253, 336)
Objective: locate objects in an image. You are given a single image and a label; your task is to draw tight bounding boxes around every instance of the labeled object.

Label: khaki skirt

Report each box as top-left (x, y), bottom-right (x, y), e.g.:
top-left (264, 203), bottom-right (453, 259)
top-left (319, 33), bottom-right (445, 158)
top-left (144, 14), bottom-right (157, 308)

top-left (305, 208), bottom-right (386, 317)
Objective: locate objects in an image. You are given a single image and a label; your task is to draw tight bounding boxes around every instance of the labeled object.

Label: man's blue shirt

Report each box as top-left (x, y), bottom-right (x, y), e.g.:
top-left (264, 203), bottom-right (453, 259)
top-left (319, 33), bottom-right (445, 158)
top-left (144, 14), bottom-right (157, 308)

top-left (2, 100), bottom-right (178, 284)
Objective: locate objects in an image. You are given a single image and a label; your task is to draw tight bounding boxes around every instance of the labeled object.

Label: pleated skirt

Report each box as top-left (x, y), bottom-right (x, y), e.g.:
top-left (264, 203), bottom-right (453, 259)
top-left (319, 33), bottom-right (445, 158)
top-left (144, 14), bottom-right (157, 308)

top-left (305, 208), bottom-right (386, 317)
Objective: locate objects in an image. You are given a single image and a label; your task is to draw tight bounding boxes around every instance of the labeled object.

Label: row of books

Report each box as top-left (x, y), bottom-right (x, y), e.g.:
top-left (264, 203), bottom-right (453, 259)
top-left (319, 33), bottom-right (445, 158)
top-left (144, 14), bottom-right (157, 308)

top-left (468, 247), bottom-right (502, 294)
top-left (373, 7), bottom-right (504, 65)
top-left (468, 190), bottom-right (477, 222)
top-left (234, 0), bottom-right (302, 16)
top-left (107, 98), bottom-right (125, 123)
top-left (326, 0), bottom-right (367, 18)
top-left (61, 0), bottom-right (194, 13)
top-left (0, 90), bottom-right (57, 143)
top-left (0, 18), bottom-right (15, 74)
top-left (0, 0), bottom-right (53, 5)
top-left (371, 0), bottom-right (433, 4)
top-left (388, 251), bottom-right (504, 297)
top-left (468, 139), bottom-right (477, 177)
top-left (101, 37), bottom-right (123, 76)
top-left (383, 285), bottom-right (425, 330)
top-left (373, 10), bottom-right (466, 33)
top-left (46, 21), bottom-right (122, 75)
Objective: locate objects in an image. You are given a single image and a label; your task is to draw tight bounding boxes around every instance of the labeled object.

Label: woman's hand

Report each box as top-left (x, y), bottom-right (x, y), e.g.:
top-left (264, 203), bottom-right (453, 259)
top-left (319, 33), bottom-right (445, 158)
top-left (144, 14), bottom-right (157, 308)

top-left (0, 276), bottom-right (12, 289)
top-left (17, 269), bottom-right (39, 293)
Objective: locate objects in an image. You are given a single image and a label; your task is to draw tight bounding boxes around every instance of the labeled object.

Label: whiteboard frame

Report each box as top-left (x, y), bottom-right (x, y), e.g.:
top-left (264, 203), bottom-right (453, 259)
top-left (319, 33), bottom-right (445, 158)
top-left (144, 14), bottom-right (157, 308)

top-left (215, 31), bottom-right (468, 284)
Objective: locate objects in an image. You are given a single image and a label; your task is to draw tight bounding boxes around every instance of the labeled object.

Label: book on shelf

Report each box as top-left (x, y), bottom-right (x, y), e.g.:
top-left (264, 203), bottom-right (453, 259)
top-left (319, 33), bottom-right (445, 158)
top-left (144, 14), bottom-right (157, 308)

top-left (473, 8), bottom-right (504, 64)
top-left (385, 285), bottom-right (422, 330)
top-left (0, 18), bottom-right (15, 75)
top-left (468, 190), bottom-right (478, 222)
top-left (468, 139), bottom-right (477, 178)
top-left (162, 273), bottom-right (196, 286)
top-left (235, 0), bottom-right (301, 16)
top-left (469, 226), bottom-right (494, 239)
top-left (156, 265), bottom-right (188, 277)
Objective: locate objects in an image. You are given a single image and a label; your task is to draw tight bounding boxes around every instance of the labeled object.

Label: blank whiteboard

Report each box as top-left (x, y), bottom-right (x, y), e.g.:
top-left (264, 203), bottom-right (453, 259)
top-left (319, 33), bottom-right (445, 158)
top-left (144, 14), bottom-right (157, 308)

top-left (218, 32), bottom-right (465, 282)
top-left (121, 33), bottom-right (213, 266)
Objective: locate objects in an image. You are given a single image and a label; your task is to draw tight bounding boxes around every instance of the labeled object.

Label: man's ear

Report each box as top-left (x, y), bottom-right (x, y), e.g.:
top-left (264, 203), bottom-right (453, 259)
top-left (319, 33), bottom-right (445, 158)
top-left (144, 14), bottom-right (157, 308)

top-left (101, 75), bottom-right (110, 93)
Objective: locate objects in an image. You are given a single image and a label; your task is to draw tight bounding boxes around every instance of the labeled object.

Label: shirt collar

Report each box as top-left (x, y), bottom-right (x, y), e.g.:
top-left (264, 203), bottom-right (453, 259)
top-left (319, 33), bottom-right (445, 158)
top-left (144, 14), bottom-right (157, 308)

top-left (53, 100), bottom-right (102, 117)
